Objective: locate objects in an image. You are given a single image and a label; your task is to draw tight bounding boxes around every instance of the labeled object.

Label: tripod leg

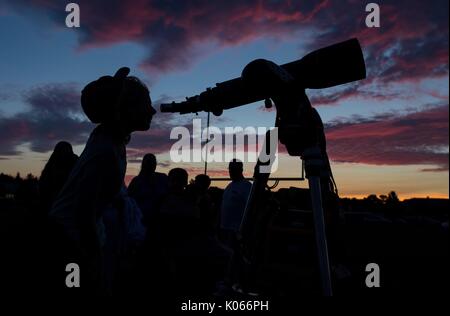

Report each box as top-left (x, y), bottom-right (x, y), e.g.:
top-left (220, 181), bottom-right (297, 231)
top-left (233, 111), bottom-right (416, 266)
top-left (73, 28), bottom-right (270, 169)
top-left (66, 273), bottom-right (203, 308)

top-left (308, 175), bottom-right (333, 296)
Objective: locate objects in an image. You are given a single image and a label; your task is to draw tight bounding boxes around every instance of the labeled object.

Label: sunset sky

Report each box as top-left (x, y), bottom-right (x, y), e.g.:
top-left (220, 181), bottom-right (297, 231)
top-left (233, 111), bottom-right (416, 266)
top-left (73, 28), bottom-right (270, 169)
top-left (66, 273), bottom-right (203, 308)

top-left (0, 0), bottom-right (448, 199)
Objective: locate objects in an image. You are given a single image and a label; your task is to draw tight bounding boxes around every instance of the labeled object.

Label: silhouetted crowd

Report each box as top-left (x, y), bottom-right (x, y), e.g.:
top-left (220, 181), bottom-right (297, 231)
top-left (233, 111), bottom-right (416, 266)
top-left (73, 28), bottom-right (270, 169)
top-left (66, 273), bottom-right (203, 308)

top-left (37, 140), bottom-right (252, 297)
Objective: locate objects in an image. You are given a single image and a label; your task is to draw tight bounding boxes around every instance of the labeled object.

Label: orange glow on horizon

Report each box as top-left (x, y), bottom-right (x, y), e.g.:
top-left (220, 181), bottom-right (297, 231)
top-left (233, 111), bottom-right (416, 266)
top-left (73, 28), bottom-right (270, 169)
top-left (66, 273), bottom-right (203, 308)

top-left (338, 192), bottom-right (449, 201)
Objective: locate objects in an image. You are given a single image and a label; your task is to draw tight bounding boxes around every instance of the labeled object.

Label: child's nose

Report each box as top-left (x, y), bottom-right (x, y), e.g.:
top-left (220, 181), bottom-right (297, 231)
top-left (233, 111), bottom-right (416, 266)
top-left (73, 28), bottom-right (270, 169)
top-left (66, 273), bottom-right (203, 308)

top-left (149, 104), bottom-right (156, 115)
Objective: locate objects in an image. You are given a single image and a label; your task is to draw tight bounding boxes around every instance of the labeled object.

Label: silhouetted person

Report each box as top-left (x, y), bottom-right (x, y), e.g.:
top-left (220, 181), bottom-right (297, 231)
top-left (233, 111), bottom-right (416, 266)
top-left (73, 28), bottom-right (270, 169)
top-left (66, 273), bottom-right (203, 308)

top-left (190, 174), bottom-right (216, 233)
top-left (156, 170), bottom-right (226, 295)
top-left (193, 174), bottom-right (211, 192)
top-left (128, 153), bottom-right (168, 225)
top-left (47, 67), bottom-right (156, 295)
top-left (158, 168), bottom-right (191, 215)
top-left (192, 174), bottom-right (232, 293)
top-left (168, 167), bottom-right (188, 192)
top-left (219, 159), bottom-right (252, 247)
top-left (39, 141), bottom-right (78, 215)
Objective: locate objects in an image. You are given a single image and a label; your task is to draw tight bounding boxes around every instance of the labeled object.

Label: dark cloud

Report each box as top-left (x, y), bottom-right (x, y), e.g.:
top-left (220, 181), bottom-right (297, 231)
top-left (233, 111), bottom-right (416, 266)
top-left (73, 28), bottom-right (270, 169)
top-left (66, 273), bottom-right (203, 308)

top-left (325, 103), bottom-right (449, 171)
top-left (0, 92), bottom-right (12, 102)
top-left (182, 166), bottom-right (230, 179)
top-left (308, 82), bottom-right (407, 106)
top-left (309, 0), bottom-right (449, 82)
top-left (300, 0), bottom-right (448, 106)
top-left (0, 83), bottom-right (91, 155)
top-left (5, 0), bottom-right (447, 84)
top-left (157, 160), bottom-right (172, 168)
top-left (0, 87), bottom-right (191, 158)
top-left (24, 83), bottom-right (80, 114)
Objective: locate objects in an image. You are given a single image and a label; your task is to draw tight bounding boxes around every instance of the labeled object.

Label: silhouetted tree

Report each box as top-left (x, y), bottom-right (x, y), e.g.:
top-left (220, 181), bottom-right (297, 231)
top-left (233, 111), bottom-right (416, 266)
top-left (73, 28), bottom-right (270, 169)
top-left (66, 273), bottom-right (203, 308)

top-left (385, 191), bottom-right (401, 218)
top-left (379, 194), bottom-right (388, 204)
top-left (364, 194), bottom-right (382, 212)
top-left (386, 191), bottom-right (400, 204)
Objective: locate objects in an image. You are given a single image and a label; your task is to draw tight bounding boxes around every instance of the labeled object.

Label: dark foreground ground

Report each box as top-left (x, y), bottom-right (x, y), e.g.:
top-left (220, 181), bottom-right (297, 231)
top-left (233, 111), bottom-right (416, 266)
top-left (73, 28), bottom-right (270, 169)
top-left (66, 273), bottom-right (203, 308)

top-left (0, 189), bottom-right (448, 305)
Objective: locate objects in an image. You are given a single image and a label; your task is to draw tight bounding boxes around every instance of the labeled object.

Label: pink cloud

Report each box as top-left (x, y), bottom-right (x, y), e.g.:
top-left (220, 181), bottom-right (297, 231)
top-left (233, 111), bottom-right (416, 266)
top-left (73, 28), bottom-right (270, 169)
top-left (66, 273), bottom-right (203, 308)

top-left (325, 104), bottom-right (449, 170)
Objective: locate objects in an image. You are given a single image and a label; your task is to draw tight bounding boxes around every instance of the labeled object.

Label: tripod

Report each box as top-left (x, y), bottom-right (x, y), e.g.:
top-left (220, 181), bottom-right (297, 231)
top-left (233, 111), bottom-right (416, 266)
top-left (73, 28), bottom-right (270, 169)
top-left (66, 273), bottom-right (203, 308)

top-left (236, 92), bottom-right (336, 296)
top-left (302, 146), bottom-right (333, 296)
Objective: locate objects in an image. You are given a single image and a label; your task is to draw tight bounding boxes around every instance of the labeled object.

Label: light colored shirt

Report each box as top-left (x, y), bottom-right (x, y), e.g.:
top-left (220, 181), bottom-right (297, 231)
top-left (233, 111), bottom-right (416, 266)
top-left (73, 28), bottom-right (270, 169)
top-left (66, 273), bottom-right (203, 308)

top-left (220, 179), bottom-right (252, 231)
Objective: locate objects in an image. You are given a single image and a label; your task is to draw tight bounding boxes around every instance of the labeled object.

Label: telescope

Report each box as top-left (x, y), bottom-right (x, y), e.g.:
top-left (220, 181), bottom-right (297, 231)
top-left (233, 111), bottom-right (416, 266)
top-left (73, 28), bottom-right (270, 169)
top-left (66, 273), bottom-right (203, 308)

top-left (160, 38), bottom-right (367, 297)
top-left (160, 38), bottom-right (366, 115)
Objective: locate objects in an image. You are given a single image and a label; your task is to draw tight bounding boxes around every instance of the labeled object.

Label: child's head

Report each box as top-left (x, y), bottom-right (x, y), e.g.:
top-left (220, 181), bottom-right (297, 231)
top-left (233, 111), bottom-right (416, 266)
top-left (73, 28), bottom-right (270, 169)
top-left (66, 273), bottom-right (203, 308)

top-left (168, 168), bottom-right (189, 193)
top-left (194, 174), bottom-right (211, 192)
top-left (81, 67), bottom-right (156, 132)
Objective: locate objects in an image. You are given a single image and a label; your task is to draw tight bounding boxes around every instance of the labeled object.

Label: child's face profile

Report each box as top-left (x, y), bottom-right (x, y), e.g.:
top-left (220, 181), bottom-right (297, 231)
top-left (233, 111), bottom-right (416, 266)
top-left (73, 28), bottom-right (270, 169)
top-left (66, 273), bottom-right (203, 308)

top-left (122, 89), bottom-right (156, 132)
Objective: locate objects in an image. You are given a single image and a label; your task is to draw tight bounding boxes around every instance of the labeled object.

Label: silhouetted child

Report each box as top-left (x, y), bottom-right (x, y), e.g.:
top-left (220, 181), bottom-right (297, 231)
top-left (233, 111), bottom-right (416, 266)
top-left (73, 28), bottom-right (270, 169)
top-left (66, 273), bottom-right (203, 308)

top-left (47, 67), bottom-right (156, 295)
